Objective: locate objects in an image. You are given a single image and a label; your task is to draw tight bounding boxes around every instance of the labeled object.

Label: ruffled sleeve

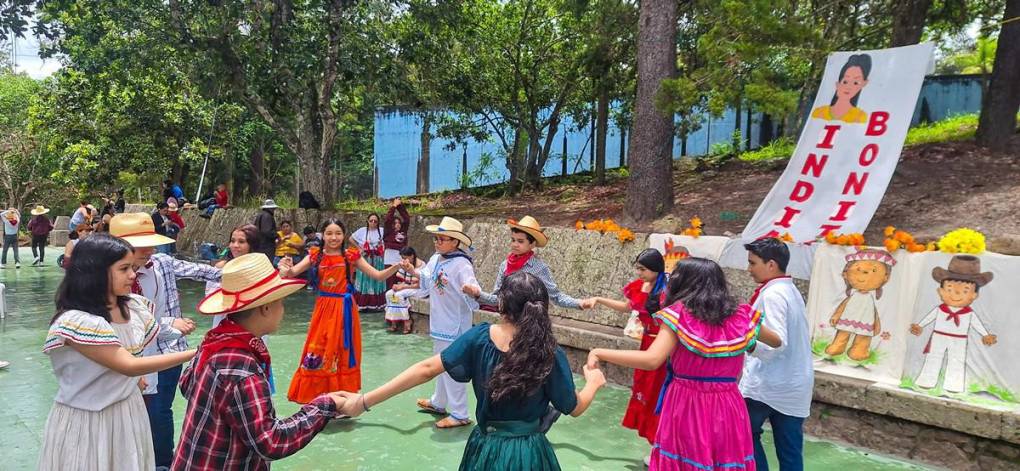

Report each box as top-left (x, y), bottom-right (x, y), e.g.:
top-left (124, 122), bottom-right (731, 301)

top-left (345, 246), bottom-right (362, 263)
top-left (622, 279), bottom-right (647, 311)
top-left (43, 311), bottom-right (120, 353)
top-left (124, 294), bottom-right (159, 355)
top-left (654, 302), bottom-right (762, 358)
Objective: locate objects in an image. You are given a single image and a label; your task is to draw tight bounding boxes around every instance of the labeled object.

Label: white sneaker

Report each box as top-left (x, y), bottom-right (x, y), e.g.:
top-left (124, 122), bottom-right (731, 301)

top-left (15, 262), bottom-right (20, 269)
top-left (0, 360), bottom-right (10, 369)
top-left (643, 455), bottom-right (651, 467)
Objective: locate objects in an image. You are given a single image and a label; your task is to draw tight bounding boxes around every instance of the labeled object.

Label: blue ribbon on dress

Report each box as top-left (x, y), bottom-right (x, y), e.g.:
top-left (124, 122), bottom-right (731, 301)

top-left (318, 287), bottom-right (358, 368)
top-left (654, 360), bottom-right (737, 415)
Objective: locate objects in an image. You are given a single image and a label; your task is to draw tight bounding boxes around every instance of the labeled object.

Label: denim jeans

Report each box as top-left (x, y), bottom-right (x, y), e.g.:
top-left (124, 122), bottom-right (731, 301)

top-left (2, 234), bottom-right (19, 264)
top-left (146, 364), bottom-right (183, 468)
top-left (746, 398), bottom-right (805, 471)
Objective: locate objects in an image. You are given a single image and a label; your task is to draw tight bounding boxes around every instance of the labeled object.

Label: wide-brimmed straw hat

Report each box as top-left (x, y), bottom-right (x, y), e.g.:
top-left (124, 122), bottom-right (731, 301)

top-left (30, 205), bottom-right (50, 216)
top-left (198, 253), bottom-right (306, 315)
top-left (932, 255), bottom-right (993, 287)
top-left (109, 213), bottom-right (175, 247)
top-left (425, 216), bottom-right (472, 248)
top-left (261, 199), bottom-right (279, 209)
top-left (507, 215), bottom-right (548, 248)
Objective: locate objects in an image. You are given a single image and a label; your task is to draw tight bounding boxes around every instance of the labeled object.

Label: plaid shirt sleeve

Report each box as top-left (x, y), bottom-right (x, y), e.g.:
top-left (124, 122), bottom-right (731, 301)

top-left (171, 257), bottom-right (222, 283)
top-left (225, 375), bottom-right (336, 461)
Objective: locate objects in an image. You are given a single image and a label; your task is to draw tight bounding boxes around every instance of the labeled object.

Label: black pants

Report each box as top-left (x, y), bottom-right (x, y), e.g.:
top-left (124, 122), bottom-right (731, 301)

top-left (31, 234), bottom-right (48, 262)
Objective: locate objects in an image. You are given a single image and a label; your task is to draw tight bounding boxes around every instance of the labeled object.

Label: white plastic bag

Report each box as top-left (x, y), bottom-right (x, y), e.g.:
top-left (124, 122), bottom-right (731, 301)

top-left (623, 310), bottom-right (644, 340)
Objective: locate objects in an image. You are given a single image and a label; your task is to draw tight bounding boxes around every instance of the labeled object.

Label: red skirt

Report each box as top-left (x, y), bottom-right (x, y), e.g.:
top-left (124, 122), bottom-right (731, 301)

top-left (621, 331), bottom-right (669, 444)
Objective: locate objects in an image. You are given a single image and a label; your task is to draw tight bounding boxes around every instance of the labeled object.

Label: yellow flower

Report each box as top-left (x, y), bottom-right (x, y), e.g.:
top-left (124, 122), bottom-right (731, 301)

top-left (690, 216), bottom-right (703, 229)
top-left (884, 226), bottom-right (896, 237)
top-left (616, 228), bottom-right (635, 243)
top-left (937, 228), bottom-right (986, 254)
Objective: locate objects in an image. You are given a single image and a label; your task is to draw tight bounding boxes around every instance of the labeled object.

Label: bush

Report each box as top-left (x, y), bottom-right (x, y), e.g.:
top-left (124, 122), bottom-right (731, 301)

top-left (904, 113), bottom-right (978, 146)
top-left (739, 137), bottom-right (795, 162)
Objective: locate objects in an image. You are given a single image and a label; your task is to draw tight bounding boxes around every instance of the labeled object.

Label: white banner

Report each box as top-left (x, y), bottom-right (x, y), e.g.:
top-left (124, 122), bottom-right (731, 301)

top-left (742, 43), bottom-right (934, 243)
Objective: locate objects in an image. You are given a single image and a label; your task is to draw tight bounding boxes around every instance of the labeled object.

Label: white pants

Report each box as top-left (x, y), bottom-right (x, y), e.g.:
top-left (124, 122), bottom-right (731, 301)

top-left (916, 333), bottom-right (968, 393)
top-left (430, 339), bottom-right (469, 420)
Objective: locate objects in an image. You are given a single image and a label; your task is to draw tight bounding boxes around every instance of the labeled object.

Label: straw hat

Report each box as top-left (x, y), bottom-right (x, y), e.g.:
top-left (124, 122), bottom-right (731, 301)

top-left (198, 253), bottom-right (306, 315)
top-left (507, 215), bottom-right (548, 248)
top-left (30, 205), bottom-right (50, 216)
top-left (261, 199), bottom-right (279, 209)
top-left (932, 255), bottom-right (993, 287)
top-left (109, 213), bottom-right (175, 247)
top-left (425, 216), bottom-right (472, 248)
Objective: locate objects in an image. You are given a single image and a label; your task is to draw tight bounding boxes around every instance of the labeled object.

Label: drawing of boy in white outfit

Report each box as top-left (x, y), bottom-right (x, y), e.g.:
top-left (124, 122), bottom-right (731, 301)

top-left (910, 255), bottom-right (997, 393)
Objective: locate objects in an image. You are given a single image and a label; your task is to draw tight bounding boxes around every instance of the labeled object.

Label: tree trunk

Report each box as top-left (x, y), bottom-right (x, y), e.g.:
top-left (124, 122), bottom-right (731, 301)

top-left (733, 99), bottom-right (743, 152)
top-left (417, 114), bottom-right (431, 194)
top-left (976, 0), bottom-right (1020, 152)
top-left (889, 0), bottom-right (932, 47)
top-left (625, 0), bottom-right (677, 222)
top-left (595, 85), bottom-right (609, 184)
top-left (619, 126), bottom-right (627, 167)
top-left (507, 128), bottom-right (526, 195)
top-left (249, 139), bottom-right (265, 197)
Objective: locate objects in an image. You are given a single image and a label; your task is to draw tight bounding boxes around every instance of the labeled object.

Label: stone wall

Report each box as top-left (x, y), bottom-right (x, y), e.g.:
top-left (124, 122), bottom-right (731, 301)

top-left (146, 204), bottom-right (1020, 469)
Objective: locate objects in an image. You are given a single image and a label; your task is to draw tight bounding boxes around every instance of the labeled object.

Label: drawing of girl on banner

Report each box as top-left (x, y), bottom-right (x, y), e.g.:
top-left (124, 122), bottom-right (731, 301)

top-left (909, 256), bottom-right (997, 394)
top-left (824, 249), bottom-right (895, 362)
top-left (811, 54), bottom-right (872, 124)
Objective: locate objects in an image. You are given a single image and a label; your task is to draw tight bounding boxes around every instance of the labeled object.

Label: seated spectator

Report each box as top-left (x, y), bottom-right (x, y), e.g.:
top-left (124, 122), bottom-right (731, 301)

top-left (200, 183), bottom-right (230, 218)
top-left (298, 191), bottom-right (321, 210)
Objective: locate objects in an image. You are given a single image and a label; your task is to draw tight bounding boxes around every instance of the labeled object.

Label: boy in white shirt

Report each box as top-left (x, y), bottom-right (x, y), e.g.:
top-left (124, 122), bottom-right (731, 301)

top-left (740, 238), bottom-right (813, 471)
top-left (402, 217), bottom-right (479, 428)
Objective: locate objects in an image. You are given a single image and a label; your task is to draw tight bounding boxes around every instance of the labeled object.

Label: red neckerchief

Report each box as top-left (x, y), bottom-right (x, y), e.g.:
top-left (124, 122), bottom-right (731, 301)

top-left (194, 318), bottom-right (271, 374)
top-left (748, 275), bottom-right (792, 306)
top-left (939, 304), bottom-right (973, 327)
top-left (131, 261), bottom-right (154, 295)
top-left (505, 250), bottom-right (535, 276)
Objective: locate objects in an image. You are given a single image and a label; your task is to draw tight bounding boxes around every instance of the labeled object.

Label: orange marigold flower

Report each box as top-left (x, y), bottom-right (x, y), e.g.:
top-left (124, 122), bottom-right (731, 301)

top-left (780, 232), bottom-right (794, 242)
top-left (850, 234), bottom-right (865, 246)
top-left (836, 235), bottom-right (850, 245)
top-left (690, 216), bottom-right (703, 229)
top-left (616, 228), bottom-right (635, 243)
top-left (893, 230), bottom-right (913, 244)
top-left (574, 220), bottom-right (585, 231)
top-left (884, 239), bottom-right (901, 252)
top-left (926, 241), bottom-right (937, 251)
top-left (825, 233), bottom-right (838, 244)
top-left (884, 226), bottom-right (896, 237)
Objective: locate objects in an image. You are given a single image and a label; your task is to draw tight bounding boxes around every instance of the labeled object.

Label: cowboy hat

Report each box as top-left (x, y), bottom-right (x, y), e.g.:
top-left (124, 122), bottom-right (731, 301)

top-left (168, 202), bottom-right (179, 212)
top-left (109, 213), bottom-right (176, 247)
top-left (507, 215), bottom-right (548, 248)
top-left (30, 205), bottom-right (50, 216)
top-left (425, 216), bottom-right (472, 248)
top-left (932, 255), bottom-right (993, 287)
top-left (198, 253), bottom-right (305, 315)
top-left (261, 199), bottom-right (279, 209)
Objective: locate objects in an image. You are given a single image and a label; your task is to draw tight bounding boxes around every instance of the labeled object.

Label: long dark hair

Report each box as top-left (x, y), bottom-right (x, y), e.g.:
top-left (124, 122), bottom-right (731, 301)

top-left (52, 233), bottom-right (134, 324)
top-left (663, 257), bottom-right (737, 326)
top-left (830, 53), bottom-right (872, 107)
top-left (310, 218), bottom-right (353, 290)
top-left (399, 246), bottom-right (418, 267)
top-left (366, 212), bottom-right (382, 246)
top-left (226, 224), bottom-right (261, 261)
top-left (634, 248), bottom-right (666, 314)
top-left (488, 272), bottom-right (558, 403)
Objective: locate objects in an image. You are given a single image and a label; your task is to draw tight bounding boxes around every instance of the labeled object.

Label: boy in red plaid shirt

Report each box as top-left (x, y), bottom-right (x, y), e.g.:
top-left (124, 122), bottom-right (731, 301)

top-left (173, 253), bottom-right (347, 470)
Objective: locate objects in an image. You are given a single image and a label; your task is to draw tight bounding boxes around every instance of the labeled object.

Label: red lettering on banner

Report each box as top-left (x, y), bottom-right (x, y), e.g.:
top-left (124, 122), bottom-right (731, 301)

top-left (830, 200), bottom-right (856, 221)
top-left (774, 206), bottom-right (801, 228)
top-left (817, 224), bottom-right (842, 237)
top-left (816, 125), bottom-right (841, 149)
top-left (763, 230), bottom-right (780, 239)
top-left (842, 172), bottom-right (869, 195)
top-left (858, 143), bottom-right (879, 166)
top-left (801, 153), bottom-right (829, 178)
top-left (865, 111), bottom-right (889, 136)
top-left (789, 181), bottom-right (814, 203)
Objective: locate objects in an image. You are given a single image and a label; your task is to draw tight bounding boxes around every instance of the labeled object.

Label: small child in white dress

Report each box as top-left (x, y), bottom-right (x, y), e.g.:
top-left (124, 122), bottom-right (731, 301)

top-left (385, 247), bottom-right (424, 334)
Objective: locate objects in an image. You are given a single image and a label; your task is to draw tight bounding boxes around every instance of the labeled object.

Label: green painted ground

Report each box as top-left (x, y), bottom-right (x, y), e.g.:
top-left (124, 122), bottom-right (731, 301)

top-left (0, 248), bottom-right (931, 470)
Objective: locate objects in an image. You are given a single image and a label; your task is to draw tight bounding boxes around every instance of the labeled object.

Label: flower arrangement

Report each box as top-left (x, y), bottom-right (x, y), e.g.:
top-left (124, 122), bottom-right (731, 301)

top-left (574, 218), bottom-right (636, 244)
top-left (882, 226), bottom-right (934, 253)
top-left (680, 216), bottom-right (703, 237)
top-left (937, 227), bottom-right (986, 254)
top-left (823, 232), bottom-right (866, 247)
top-left (779, 232), bottom-right (794, 242)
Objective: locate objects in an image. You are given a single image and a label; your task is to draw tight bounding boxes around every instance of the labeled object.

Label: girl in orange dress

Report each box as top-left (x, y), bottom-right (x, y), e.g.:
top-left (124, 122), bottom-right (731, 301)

top-left (279, 218), bottom-right (399, 403)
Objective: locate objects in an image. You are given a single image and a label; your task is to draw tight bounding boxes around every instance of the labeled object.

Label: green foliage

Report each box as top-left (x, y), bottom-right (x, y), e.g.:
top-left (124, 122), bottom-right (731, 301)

top-left (904, 114), bottom-right (979, 146)
top-left (739, 137), bottom-right (795, 162)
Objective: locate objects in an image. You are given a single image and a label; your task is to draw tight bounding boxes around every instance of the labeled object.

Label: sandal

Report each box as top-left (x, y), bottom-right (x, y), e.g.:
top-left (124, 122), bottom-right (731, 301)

top-left (435, 416), bottom-right (473, 429)
top-left (416, 398), bottom-right (447, 415)
top-left (386, 323), bottom-right (398, 332)
top-left (402, 319), bottom-right (413, 334)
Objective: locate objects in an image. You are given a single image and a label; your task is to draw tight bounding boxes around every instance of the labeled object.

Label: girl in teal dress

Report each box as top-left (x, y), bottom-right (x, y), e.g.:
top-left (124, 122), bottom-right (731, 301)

top-left (338, 271), bottom-right (607, 470)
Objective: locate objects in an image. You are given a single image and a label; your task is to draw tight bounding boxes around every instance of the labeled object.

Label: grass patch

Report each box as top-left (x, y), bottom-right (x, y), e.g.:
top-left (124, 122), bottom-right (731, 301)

top-left (903, 113), bottom-right (978, 146)
top-left (739, 137), bottom-right (795, 162)
top-left (812, 337), bottom-right (881, 366)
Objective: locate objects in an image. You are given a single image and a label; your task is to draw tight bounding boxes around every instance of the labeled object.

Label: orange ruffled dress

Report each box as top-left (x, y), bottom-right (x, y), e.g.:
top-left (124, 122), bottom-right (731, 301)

top-left (288, 247), bottom-right (363, 404)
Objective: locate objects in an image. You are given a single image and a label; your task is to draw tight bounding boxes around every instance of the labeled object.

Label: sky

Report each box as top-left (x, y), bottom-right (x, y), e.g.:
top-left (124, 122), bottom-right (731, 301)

top-left (6, 18), bottom-right (61, 79)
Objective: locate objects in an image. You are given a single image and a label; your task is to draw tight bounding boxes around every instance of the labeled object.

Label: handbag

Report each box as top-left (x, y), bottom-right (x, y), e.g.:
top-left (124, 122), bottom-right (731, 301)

top-left (623, 310), bottom-right (644, 340)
